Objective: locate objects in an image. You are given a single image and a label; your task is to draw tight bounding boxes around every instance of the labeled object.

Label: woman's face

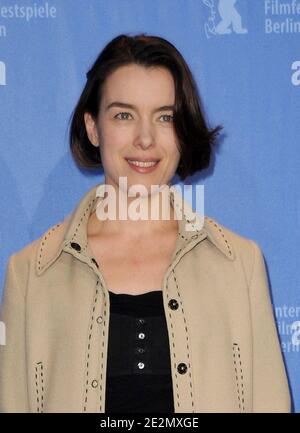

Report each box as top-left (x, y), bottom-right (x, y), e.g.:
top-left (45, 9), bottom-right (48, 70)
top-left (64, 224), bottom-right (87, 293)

top-left (84, 64), bottom-right (181, 194)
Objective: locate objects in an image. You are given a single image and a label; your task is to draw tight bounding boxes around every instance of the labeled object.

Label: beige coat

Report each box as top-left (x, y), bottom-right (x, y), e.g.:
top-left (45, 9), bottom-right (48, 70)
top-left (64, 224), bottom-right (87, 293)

top-left (0, 183), bottom-right (291, 412)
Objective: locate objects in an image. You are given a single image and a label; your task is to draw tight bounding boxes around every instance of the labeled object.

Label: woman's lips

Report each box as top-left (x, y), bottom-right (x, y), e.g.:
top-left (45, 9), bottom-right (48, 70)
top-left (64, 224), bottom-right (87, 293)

top-left (126, 159), bottom-right (160, 173)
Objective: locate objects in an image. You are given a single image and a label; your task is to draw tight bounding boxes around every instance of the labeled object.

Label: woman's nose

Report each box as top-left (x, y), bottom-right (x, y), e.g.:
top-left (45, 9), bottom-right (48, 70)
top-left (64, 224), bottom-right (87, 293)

top-left (133, 120), bottom-right (155, 150)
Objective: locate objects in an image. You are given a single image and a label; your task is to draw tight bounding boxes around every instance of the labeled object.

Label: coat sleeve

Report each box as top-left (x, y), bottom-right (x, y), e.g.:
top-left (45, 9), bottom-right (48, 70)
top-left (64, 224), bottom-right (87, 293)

top-left (249, 241), bottom-right (291, 412)
top-left (0, 254), bottom-right (29, 413)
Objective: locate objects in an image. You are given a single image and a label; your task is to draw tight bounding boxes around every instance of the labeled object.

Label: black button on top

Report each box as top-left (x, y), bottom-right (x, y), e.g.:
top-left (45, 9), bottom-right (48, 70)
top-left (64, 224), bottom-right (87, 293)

top-left (177, 363), bottom-right (187, 374)
top-left (168, 299), bottom-right (179, 310)
top-left (70, 242), bottom-right (81, 252)
top-left (136, 318), bottom-right (145, 325)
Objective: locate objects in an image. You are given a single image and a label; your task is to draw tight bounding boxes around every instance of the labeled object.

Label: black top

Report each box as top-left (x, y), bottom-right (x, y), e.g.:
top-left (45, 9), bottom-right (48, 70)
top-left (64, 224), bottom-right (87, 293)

top-left (105, 290), bottom-right (174, 413)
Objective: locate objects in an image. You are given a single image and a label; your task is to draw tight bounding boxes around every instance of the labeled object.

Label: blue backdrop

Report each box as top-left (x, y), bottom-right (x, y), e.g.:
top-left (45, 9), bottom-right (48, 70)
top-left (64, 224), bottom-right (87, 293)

top-left (0, 0), bottom-right (299, 411)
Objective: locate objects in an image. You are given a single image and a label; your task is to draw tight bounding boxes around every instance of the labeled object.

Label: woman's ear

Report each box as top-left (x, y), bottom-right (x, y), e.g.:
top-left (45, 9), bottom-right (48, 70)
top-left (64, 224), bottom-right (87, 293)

top-left (84, 112), bottom-right (100, 147)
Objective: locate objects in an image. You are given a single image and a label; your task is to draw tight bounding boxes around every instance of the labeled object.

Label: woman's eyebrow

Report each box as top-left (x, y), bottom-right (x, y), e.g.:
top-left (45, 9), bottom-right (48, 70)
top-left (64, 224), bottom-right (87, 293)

top-left (106, 101), bottom-right (175, 112)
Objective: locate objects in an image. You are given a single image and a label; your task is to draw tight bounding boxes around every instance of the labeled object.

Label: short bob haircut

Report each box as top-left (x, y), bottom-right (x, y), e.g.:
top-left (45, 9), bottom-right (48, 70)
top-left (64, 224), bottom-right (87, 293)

top-left (69, 33), bottom-right (223, 181)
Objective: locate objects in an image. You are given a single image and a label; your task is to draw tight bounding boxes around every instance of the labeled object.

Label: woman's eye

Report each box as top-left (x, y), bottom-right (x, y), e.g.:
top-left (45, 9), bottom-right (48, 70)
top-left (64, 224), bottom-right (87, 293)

top-left (115, 111), bottom-right (131, 120)
top-left (159, 114), bottom-right (174, 122)
top-left (114, 112), bottom-right (173, 122)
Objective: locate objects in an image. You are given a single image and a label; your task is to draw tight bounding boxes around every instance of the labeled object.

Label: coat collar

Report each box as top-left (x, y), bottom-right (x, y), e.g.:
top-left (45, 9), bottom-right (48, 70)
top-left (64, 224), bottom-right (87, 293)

top-left (36, 183), bottom-right (235, 276)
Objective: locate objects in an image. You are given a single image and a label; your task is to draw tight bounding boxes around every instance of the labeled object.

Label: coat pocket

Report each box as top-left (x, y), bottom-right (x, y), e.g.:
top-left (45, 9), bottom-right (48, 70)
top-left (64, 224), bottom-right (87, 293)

top-left (34, 361), bottom-right (45, 413)
top-left (232, 343), bottom-right (245, 412)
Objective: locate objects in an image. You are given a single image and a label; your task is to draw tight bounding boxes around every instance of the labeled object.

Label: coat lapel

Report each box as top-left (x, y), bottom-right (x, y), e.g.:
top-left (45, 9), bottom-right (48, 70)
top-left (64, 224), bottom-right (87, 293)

top-left (36, 183), bottom-right (235, 276)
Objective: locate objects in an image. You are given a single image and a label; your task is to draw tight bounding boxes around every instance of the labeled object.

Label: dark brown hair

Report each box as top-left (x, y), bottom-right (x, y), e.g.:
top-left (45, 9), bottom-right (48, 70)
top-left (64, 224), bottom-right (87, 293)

top-left (69, 33), bottom-right (223, 180)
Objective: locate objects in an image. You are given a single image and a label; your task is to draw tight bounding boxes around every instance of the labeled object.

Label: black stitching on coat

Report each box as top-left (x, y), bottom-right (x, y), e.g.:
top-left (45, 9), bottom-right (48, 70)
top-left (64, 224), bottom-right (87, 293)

top-left (37, 224), bottom-right (61, 271)
top-left (172, 270), bottom-right (195, 412)
top-left (35, 362), bottom-right (44, 413)
top-left (83, 279), bottom-right (99, 412)
top-left (232, 343), bottom-right (245, 412)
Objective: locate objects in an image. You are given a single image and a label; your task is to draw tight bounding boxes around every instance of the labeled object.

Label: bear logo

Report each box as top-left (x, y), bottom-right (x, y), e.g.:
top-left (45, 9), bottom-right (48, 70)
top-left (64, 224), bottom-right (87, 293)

top-left (203, 0), bottom-right (248, 38)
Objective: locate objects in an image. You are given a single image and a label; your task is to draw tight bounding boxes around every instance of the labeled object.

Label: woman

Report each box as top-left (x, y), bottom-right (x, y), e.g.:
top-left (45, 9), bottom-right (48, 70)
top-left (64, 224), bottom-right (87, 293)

top-left (0, 34), bottom-right (291, 413)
